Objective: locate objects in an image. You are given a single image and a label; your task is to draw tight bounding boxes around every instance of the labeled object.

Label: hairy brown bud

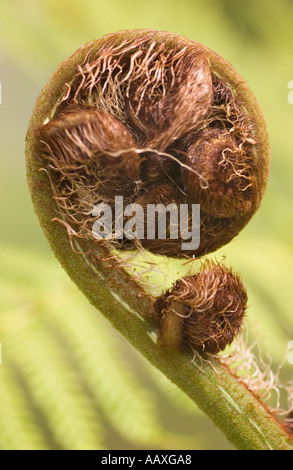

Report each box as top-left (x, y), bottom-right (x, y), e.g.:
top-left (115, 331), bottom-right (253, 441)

top-left (125, 50), bottom-right (213, 150)
top-left (181, 128), bottom-right (256, 218)
top-left (38, 106), bottom-right (140, 198)
top-left (34, 29), bottom-right (270, 259)
top-left (154, 260), bottom-right (247, 354)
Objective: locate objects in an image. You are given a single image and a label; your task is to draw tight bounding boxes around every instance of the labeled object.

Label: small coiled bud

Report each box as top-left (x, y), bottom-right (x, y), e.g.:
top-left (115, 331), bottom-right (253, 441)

top-left (38, 106), bottom-right (140, 198)
top-left (154, 260), bottom-right (247, 354)
top-left (181, 128), bottom-right (256, 218)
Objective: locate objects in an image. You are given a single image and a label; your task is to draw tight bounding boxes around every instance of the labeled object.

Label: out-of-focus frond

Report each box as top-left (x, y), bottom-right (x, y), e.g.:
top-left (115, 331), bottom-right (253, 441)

top-left (0, 245), bottom-right (203, 450)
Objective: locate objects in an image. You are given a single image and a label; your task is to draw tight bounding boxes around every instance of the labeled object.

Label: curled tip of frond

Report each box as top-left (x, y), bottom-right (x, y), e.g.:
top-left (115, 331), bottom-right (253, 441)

top-left (35, 30), bottom-right (269, 260)
top-left (154, 259), bottom-right (247, 354)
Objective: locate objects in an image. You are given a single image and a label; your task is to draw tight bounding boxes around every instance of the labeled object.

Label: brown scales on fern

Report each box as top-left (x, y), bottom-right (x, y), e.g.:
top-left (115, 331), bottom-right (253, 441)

top-left (154, 260), bottom-right (247, 354)
top-left (37, 31), bottom-right (265, 260)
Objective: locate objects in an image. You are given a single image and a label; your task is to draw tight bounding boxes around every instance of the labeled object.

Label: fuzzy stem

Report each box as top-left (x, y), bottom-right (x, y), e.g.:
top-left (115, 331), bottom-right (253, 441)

top-left (25, 31), bottom-right (292, 450)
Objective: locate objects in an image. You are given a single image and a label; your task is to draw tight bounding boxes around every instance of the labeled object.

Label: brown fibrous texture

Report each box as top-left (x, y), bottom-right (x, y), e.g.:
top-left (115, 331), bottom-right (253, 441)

top-left (36, 30), bottom-right (268, 259)
top-left (181, 128), bottom-right (257, 218)
top-left (154, 260), bottom-right (247, 354)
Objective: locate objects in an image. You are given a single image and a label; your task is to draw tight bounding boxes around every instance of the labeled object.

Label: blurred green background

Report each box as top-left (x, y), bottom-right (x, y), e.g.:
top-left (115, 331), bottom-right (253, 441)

top-left (0, 0), bottom-right (293, 450)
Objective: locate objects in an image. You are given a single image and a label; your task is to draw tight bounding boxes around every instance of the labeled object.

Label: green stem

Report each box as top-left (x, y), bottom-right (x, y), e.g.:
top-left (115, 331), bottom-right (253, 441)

top-left (25, 33), bottom-right (293, 450)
